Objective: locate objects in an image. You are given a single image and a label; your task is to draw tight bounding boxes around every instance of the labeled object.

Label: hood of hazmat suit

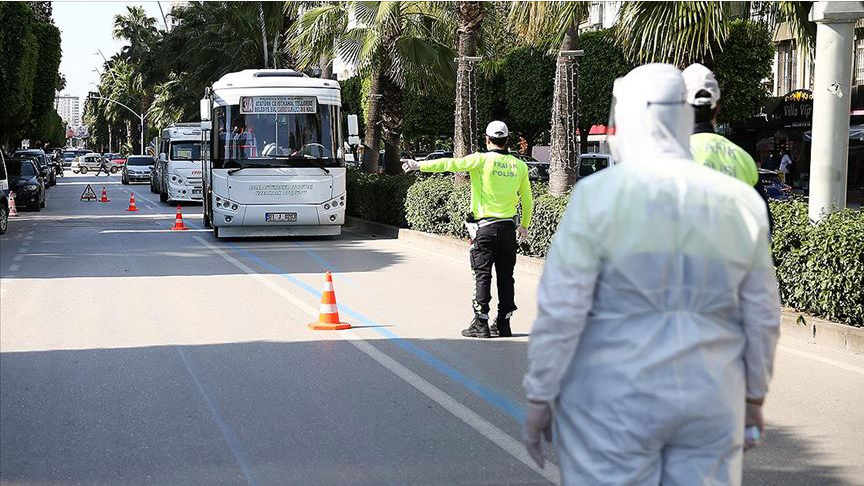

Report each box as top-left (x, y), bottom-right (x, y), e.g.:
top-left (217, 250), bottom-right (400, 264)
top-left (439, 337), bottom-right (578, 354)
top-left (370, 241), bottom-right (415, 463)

top-left (524, 64), bottom-right (780, 486)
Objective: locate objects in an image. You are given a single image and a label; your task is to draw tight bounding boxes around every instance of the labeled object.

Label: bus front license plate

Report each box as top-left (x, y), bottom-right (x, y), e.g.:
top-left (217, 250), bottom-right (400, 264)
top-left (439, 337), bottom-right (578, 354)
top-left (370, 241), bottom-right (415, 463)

top-left (265, 212), bottom-right (297, 223)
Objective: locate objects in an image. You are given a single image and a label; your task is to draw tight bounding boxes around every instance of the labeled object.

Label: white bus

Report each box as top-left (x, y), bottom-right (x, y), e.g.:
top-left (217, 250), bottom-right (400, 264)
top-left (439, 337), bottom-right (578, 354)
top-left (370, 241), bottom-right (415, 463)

top-left (199, 69), bottom-right (346, 238)
top-left (153, 123), bottom-right (204, 203)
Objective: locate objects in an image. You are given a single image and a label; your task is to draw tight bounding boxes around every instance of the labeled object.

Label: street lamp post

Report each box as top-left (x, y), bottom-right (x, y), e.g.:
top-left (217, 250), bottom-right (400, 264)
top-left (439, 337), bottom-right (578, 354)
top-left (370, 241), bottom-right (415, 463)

top-left (89, 95), bottom-right (145, 154)
top-left (808, 1), bottom-right (864, 221)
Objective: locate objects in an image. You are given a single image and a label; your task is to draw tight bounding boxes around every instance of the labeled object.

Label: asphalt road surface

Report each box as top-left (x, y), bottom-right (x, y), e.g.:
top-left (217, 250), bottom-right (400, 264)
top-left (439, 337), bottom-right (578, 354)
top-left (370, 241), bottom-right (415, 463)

top-left (2, 173), bottom-right (862, 485)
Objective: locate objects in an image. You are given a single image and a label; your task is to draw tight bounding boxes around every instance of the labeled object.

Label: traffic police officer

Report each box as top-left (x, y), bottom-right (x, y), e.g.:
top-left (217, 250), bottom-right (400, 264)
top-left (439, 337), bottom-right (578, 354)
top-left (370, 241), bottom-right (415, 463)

top-left (403, 121), bottom-right (534, 338)
top-left (683, 63), bottom-right (774, 232)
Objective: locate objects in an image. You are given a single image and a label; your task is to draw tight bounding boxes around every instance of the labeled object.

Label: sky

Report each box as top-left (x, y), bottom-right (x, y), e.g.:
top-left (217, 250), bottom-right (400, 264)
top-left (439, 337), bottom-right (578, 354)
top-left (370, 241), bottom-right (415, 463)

top-left (53, 1), bottom-right (167, 100)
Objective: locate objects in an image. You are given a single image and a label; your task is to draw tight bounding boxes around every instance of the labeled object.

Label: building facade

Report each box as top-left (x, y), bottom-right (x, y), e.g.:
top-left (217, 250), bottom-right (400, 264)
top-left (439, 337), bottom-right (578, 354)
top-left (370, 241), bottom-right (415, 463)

top-left (54, 94), bottom-right (80, 129)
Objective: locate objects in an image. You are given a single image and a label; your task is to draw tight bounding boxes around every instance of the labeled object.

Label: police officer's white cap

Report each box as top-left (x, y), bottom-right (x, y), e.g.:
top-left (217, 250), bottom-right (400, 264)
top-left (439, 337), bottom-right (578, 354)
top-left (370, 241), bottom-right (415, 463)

top-left (682, 63), bottom-right (720, 109)
top-left (485, 120), bottom-right (509, 138)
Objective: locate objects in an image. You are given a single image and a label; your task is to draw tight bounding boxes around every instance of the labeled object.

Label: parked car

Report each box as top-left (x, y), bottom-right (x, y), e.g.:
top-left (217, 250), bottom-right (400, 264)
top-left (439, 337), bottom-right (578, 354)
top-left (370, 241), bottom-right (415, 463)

top-left (110, 155), bottom-right (127, 168)
top-left (14, 149), bottom-right (56, 187)
top-left (122, 155), bottom-right (155, 184)
top-left (0, 152), bottom-right (9, 234)
top-left (577, 153), bottom-right (614, 178)
top-left (62, 151), bottom-right (77, 168)
top-left (6, 158), bottom-right (46, 211)
top-left (421, 150), bottom-right (453, 161)
top-left (758, 169), bottom-right (793, 201)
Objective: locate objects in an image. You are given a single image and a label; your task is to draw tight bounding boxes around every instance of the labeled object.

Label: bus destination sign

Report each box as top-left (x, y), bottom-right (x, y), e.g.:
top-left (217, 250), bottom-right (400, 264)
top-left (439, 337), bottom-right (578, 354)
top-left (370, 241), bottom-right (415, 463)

top-left (240, 96), bottom-right (317, 115)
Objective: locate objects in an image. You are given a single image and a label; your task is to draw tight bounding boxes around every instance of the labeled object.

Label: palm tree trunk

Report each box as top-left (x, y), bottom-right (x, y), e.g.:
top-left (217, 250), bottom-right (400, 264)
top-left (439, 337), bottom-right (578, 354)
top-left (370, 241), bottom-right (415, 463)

top-left (380, 75), bottom-right (404, 175)
top-left (548, 26), bottom-right (580, 197)
top-left (320, 55), bottom-right (333, 79)
top-left (453, 1), bottom-right (483, 159)
top-left (362, 68), bottom-right (384, 173)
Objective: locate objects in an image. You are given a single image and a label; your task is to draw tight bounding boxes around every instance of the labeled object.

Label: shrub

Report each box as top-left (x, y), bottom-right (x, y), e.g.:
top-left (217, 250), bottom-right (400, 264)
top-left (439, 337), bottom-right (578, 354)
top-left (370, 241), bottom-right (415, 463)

top-left (521, 193), bottom-right (569, 257)
top-left (445, 181), bottom-right (472, 238)
top-left (405, 175), bottom-right (454, 234)
top-left (345, 168), bottom-right (415, 227)
top-left (770, 200), bottom-right (864, 326)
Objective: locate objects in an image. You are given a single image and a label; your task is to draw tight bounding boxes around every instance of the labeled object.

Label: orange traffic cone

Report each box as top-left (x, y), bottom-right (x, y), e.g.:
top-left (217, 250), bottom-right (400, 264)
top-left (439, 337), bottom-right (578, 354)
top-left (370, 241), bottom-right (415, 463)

top-left (170, 205), bottom-right (187, 231)
top-left (308, 272), bottom-right (351, 330)
top-left (8, 192), bottom-right (18, 217)
top-left (126, 193), bottom-right (139, 211)
top-left (99, 186), bottom-right (110, 203)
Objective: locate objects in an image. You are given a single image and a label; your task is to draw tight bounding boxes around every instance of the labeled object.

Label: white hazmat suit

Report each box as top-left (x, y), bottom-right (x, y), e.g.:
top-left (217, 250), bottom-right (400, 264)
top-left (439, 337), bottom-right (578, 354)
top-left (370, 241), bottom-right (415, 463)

top-left (523, 64), bottom-right (780, 485)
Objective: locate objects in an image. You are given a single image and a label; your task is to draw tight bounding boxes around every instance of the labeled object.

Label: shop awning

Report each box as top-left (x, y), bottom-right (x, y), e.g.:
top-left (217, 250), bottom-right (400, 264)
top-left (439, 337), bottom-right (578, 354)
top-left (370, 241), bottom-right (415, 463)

top-left (803, 125), bottom-right (864, 141)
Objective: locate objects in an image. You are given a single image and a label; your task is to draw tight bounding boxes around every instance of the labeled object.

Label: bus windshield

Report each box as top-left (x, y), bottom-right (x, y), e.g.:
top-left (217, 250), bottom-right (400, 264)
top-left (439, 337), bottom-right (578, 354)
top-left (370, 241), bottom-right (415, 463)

top-left (171, 141), bottom-right (201, 161)
top-left (211, 101), bottom-right (341, 169)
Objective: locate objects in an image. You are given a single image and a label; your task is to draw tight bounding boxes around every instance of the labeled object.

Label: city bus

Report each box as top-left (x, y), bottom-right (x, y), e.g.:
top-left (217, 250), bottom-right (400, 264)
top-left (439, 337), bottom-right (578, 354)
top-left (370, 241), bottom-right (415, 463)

top-left (154, 123), bottom-right (204, 204)
top-left (199, 69), bottom-right (347, 238)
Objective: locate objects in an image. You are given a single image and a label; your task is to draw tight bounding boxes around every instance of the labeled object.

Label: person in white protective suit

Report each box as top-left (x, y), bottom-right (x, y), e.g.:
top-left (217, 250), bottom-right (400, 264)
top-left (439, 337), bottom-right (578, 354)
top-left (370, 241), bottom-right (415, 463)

top-left (522, 64), bottom-right (781, 485)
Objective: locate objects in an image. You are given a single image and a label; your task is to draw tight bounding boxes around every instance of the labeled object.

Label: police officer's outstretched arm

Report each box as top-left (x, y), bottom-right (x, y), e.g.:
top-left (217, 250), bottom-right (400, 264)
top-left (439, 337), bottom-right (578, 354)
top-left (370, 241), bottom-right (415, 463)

top-left (522, 187), bottom-right (600, 466)
top-left (414, 153), bottom-right (484, 174)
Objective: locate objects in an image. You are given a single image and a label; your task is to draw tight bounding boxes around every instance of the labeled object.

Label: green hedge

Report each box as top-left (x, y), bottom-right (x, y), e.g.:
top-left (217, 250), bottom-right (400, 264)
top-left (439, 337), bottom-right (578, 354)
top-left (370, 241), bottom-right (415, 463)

top-left (349, 172), bottom-right (864, 325)
top-left (346, 169), bottom-right (415, 227)
top-left (770, 200), bottom-right (863, 326)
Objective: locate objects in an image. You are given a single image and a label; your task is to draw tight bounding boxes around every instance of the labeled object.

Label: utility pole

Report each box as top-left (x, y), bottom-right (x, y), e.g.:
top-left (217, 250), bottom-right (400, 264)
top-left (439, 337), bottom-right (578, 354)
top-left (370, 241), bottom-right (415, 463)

top-left (89, 95), bottom-right (145, 155)
top-left (808, 1), bottom-right (864, 221)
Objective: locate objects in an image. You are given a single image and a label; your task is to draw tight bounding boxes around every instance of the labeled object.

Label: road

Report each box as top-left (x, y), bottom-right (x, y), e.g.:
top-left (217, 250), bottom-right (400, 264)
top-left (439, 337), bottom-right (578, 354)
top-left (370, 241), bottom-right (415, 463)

top-left (1, 173), bottom-right (862, 485)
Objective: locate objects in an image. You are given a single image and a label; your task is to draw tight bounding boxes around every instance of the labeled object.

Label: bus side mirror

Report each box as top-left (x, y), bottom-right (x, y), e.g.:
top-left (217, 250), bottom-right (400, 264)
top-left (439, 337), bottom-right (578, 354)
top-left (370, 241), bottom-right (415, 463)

top-left (200, 120), bottom-right (212, 130)
top-left (200, 98), bottom-right (211, 121)
top-left (347, 114), bottom-right (359, 137)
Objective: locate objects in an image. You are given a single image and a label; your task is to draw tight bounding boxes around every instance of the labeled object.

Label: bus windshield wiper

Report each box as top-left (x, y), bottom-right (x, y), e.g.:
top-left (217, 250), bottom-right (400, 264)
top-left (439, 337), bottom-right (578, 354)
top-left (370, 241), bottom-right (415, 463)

top-left (227, 163), bottom-right (287, 175)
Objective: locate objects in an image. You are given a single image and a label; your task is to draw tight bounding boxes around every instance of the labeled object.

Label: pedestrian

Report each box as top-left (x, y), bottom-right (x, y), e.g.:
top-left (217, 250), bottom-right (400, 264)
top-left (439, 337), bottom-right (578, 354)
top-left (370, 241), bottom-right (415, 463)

top-left (522, 64), bottom-right (780, 485)
top-left (95, 156), bottom-right (111, 176)
top-left (778, 150), bottom-right (792, 184)
top-left (403, 121), bottom-right (534, 338)
top-left (683, 63), bottom-right (774, 233)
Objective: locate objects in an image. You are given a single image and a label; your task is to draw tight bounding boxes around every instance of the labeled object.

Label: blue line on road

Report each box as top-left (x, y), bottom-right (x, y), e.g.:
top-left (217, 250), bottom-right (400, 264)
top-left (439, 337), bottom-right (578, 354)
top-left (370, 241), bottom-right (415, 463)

top-left (176, 346), bottom-right (259, 486)
top-left (231, 246), bottom-right (526, 423)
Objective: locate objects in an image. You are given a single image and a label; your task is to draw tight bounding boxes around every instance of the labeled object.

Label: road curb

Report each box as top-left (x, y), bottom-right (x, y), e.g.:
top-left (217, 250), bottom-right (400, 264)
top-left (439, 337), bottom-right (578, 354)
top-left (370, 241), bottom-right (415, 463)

top-left (346, 218), bottom-right (863, 355)
top-left (780, 311), bottom-right (864, 355)
top-left (345, 217), bottom-right (546, 276)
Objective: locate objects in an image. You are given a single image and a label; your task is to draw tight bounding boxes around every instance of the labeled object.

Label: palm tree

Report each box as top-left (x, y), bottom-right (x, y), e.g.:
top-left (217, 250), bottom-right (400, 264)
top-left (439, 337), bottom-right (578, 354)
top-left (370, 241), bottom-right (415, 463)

top-left (615, 1), bottom-right (815, 67)
top-left (510, 1), bottom-right (588, 196)
top-left (294, 1), bottom-right (455, 174)
top-left (113, 6), bottom-right (159, 65)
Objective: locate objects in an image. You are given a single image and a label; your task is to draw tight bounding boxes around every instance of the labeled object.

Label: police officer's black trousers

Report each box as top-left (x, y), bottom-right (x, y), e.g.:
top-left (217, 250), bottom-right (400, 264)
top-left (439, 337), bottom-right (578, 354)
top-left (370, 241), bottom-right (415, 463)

top-left (470, 221), bottom-right (517, 319)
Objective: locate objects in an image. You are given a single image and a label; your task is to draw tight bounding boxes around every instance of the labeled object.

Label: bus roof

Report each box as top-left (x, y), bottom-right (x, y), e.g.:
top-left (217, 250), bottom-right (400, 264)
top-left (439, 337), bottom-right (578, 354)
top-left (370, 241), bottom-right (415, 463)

top-left (212, 69), bottom-right (340, 91)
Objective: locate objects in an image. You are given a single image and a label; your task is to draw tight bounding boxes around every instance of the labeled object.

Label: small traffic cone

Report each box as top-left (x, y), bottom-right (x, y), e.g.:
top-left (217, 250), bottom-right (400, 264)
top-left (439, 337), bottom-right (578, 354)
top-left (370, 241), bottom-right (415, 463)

top-left (99, 186), bottom-right (110, 203)
top-left (8, 192), bottom-right (18, 217)
top-left (308, 272), bottom-right (351, 330)
top-left (126, 193), bottom-right (139, 212)
top-left (170, 205), bottom-right (187, 231)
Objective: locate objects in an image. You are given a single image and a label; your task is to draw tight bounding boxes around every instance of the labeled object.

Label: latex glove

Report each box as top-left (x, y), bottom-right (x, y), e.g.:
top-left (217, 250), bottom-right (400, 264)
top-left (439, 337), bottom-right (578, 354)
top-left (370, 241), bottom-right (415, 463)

top-left (744, 401), bottom-right (765, 451)
top-left (402, 159), bottom-right (421, 173)
top-left (523, 401), bottom-right (553, 468)
top-left (516, 225), bottom-right (528, 242)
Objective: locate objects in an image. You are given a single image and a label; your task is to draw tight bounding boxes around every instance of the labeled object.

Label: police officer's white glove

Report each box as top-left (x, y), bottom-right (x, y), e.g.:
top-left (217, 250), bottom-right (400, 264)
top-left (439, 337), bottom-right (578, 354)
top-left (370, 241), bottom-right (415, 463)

top-left (523, 401), bottom-right (552, 468)
top-left (401, 159), bottom-right (421, 173)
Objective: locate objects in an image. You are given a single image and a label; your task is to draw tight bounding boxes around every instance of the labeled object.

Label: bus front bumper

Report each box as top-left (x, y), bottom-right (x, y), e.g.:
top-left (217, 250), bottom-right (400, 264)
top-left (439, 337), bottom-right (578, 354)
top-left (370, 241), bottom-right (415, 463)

top-left (211, 200), bottom-right (345, 235)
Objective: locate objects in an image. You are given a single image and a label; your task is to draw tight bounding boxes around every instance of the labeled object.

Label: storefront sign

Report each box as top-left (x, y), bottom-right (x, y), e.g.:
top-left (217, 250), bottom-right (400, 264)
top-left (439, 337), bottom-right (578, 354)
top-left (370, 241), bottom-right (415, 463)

top-left (779, 89), bottom-right (813, 128)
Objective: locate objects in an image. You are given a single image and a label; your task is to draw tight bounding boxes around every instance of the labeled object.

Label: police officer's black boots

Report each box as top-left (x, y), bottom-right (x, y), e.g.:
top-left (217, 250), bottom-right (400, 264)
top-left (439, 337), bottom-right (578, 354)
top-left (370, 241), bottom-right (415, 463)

top-left (461, 315), bottom-right (491, 338)
top-left (490, 314), bottom-right (512, 338)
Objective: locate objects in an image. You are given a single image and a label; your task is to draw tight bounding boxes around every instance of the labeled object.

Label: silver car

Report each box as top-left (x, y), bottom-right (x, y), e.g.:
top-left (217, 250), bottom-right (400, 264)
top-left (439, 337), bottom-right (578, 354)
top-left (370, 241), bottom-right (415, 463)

top-left (122, 156), bottom-right (154, 184)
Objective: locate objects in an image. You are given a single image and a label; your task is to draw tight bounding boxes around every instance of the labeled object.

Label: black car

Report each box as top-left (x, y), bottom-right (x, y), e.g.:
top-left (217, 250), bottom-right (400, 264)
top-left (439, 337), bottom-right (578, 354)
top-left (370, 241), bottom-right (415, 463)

top-left (758, 169), bottom-right (792, 201)
top-left (6, 158), bottom-right (46, 211)
top-left (14, 149), bottom-right (56, 187)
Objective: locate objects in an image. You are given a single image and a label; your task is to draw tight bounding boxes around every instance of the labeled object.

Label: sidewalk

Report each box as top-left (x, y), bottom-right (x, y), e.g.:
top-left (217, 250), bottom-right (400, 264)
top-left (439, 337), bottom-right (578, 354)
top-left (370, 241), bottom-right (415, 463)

top-left (346, 217), bottom-right (864, 356)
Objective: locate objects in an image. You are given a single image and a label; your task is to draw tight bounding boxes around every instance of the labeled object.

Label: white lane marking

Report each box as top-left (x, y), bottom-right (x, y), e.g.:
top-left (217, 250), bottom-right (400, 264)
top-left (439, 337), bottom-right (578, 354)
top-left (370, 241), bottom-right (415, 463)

top-left (8, 265), bottom-right (19, 272)
top-left (57, 181), bottom-right (121, 186)
top-left (100, 229), bottom-right (210, 234)
top-left (194, 236), bottom-right (559, 484)
top-left (778, 344), bottom-right (864, 376)
top-left (13, 255), bottom-right (23, 262)
top-left (12, 214), bottom-right (192, 221)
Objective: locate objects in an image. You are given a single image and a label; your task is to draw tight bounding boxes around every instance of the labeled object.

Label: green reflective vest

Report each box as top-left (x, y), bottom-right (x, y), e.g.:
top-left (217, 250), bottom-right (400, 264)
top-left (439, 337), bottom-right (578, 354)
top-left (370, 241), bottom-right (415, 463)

top-left (420, 151), bottom-right (534, 228)
top-left (690, 132), bottom-right (759, 187)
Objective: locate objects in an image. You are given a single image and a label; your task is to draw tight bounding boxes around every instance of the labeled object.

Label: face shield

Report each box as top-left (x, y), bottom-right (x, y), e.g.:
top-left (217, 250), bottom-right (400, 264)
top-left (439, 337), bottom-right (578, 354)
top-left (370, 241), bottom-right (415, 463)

top-left (606, 64), bottom-right (693, 164)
